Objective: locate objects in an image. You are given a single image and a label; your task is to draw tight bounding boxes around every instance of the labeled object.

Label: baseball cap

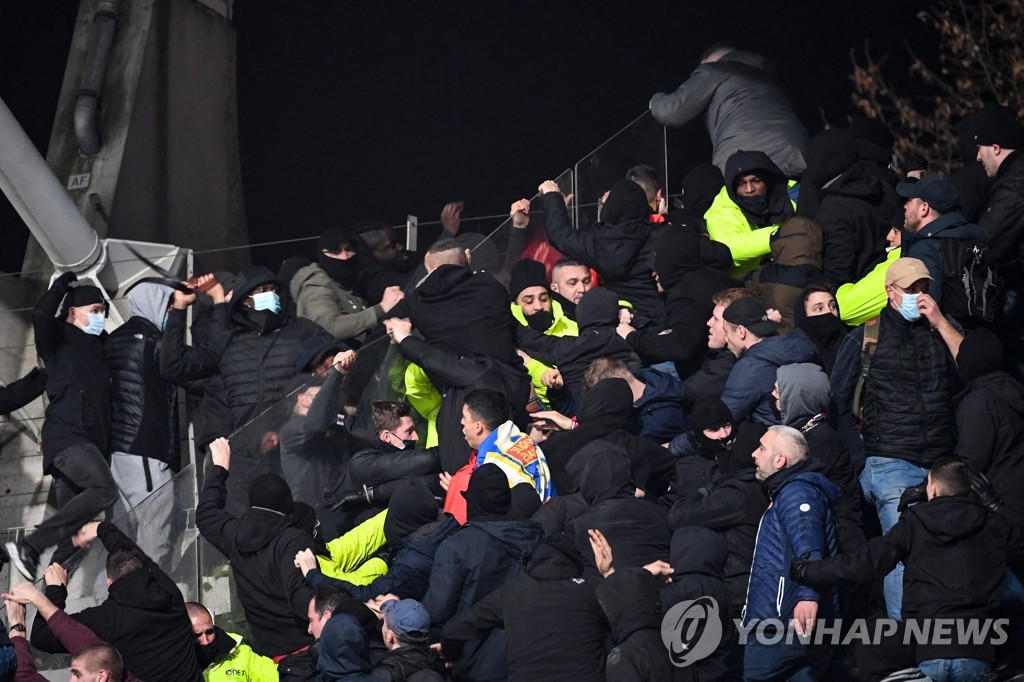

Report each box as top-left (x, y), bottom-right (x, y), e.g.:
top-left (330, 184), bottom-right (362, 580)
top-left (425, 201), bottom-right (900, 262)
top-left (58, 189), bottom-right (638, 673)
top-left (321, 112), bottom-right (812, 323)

top-left (895, 176), bottom-right (959, 213)
top-left (380, 599), bottom-right (430, 643)
top-left (885, 257), bottom-right (933, 289)
top-left (971, 104), bottom-right (1024, 148)
top-left (722, 297), bottom-right (780, 337)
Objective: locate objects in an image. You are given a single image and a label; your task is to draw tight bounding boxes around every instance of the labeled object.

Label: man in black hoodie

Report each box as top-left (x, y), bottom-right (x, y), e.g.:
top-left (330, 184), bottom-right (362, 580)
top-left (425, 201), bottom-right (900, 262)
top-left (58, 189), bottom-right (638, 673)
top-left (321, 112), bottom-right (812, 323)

top-left (28, 520), bottom-right (202, 682)
top-left (8, 273), bottom-right (117, 580)
top-left (161, 266), bottom-right (338, 515)
top-left (793, 457), bottom-right (1024, 680)
top-left (195, 437), bottom-right (316, 674)
top-left (539, 177), bottom-right (664, 326)
top-left (797, 128), bottom-right (897, 287)
top-left (620, 227), bottom-right (737, 378)
top-left (422, 463), bottom-right (544, 681)
top-left (441, 532), bottom-right (608, 682)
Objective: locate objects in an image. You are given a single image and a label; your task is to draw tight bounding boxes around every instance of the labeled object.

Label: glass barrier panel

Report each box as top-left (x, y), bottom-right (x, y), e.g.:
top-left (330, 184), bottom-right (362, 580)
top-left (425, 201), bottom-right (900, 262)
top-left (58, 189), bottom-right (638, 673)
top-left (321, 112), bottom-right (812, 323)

top-left (573, 110), bottom-right (667, 228)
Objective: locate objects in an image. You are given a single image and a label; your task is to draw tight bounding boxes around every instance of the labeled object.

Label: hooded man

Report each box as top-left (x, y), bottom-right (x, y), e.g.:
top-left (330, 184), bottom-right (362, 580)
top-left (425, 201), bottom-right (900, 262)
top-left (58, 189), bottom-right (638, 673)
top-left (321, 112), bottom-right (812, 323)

top-left (422, 464), bottom-right (544, 681)
top-left (649, 46), bottom-right (808, 177)
top-left (954, 329), bottom-right (1024, 517)
top-left (290, 225), bottom-right (404, 346)
top-left (103, 280), bottom-right (180, 564)
top-left (773, 363), bottom-right (863, 552)
top-left (8, 273), bottom-right (117, 580)
top-left (797, 128), bottom-right (897, 287)
top-left (160, 266), bottom-right (339, 515)
top-left (704, 150), bottom-right (797, 276)
top-left (667, 163), bottom-right (725, 234)
top-left (186, 601), bottom-right (279, 681)
top-left (620, 227), bottom-right (737, 379)
top-left (441, 532), bottom-right (609, 682)
top-left (195, 438), bottom-right (316, 667)
top-left (538, 177), bottom-right (664, 325)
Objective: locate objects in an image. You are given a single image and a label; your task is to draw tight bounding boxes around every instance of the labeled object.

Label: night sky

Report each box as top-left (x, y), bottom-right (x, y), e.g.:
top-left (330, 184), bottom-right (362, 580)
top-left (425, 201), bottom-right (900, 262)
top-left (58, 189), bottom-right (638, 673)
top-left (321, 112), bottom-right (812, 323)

top-left (1, 1), bottom-right (930, 274)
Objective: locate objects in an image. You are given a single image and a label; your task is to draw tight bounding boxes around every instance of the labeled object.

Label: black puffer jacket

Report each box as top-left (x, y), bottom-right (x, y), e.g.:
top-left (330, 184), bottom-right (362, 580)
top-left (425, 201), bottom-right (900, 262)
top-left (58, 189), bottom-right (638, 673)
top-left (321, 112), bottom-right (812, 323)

top-left (979, 149), bottom-right (1024, 289)
top-left (160, 266), bottom-right (336, 431)
top-left (32, 523), bottom-right (202, 682)
top-left (371, 645), bottom-right (446, 682)
top-left (627, 228), bottom-right (737, 377)
top-left (105, 283), bottom-right (179, 467)
top-left (540, 182), bottom-right (664, 325)
top-left (833, 305), bottom-right (955, 466)
top-left (32, 273), bottom-right (111, 468)
top-left (567, 444), bottom-right (670, 582)
top-left (195, 465), bottom-right (315, 657)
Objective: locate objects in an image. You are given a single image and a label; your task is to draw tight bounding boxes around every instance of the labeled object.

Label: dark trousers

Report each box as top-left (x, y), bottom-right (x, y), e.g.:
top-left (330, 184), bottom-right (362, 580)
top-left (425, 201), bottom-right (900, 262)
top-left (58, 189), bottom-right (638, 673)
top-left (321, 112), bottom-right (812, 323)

top-left (27, 443), bottom-right (118, 565)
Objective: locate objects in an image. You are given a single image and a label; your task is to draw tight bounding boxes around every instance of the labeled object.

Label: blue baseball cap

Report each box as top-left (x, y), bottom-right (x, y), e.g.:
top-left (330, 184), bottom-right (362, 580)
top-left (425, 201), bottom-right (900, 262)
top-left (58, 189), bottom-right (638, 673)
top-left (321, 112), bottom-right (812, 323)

top-left (896, 176), bottom-right (959, 214)
top-left (380, 599), bottom-right (430, 642)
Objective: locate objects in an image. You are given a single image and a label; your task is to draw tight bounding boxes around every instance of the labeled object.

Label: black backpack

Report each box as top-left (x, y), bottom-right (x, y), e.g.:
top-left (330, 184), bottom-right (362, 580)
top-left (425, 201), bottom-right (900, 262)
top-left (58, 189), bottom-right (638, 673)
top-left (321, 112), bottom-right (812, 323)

top-left (938, 238), bottom-right (1001, 324)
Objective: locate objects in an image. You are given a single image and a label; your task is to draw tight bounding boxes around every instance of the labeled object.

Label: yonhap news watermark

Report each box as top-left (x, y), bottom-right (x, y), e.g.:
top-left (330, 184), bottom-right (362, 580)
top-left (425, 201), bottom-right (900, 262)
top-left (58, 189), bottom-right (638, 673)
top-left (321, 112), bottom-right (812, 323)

top-left (661, 597), bottom-right (1010, 668)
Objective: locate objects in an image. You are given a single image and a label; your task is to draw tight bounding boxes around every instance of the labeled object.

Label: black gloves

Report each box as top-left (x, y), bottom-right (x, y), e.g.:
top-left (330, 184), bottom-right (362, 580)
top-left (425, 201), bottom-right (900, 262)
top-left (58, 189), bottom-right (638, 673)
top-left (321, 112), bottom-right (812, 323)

top-left (897, 480), bottom-right (928, 512)
top-left (53, 271), bottom-right (78, 288)
top-left (971, 472), bottom-right (1002, 513)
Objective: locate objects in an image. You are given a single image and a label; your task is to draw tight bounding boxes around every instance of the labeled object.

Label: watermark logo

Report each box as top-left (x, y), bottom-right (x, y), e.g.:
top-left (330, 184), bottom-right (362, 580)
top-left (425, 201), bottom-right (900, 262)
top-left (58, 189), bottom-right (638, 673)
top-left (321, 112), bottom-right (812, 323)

top-left (660, 596), bottom-right (723, 668)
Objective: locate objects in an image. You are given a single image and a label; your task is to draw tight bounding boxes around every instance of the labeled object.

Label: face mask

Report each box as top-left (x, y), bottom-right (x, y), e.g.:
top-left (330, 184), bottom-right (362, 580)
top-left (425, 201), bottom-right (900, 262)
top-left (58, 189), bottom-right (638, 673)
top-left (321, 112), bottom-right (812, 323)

top-left (318, 253), bottom-right (359, 289)
top-left (736, 195), bottom-right (769, 217)
top-left (401, 439), bottom-right (418, 451)
top-left (251, 291), bottom-right (282, 314)
top-left (82, 312), bottom-right (105, 336)
top-left (897, 292), bottom-right (921, 322)
top-left (524, 309), bottom-right (554, 332)
top-left (802, 313), bottom-right (844, 347)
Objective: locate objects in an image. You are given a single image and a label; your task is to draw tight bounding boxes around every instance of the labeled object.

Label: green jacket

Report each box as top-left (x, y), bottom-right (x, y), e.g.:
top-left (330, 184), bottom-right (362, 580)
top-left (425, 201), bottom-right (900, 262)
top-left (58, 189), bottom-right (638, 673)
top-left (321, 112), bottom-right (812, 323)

top-left (203, 632), bottom-right (279, 681)
top-left (405, 362), bottom-right (442, 448)
top-left (290, 263), bottom-right (382, 343)
top-left (704, 180), bottom-right (798, 276)
top-left (317, 508), bottom-right (389, 584)
top-left (836, 247), bottom-right (901, 325)
top-left (510, 299), bottom-right (579, 406)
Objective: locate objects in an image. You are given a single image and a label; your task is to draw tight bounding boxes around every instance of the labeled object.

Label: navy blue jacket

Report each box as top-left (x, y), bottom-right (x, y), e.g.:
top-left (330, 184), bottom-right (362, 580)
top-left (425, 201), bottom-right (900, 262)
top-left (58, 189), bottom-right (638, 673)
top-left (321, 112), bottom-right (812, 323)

top-left (902, 211), bottom-right (985, 308)
top-left (742, 464), bottom-right (840, 626)
top-left (720, 330), bottom-right (818, 425)
top-left (306, 515), bottom-right (460, 601)
top-left (631, 368), bottom-right (688, 443)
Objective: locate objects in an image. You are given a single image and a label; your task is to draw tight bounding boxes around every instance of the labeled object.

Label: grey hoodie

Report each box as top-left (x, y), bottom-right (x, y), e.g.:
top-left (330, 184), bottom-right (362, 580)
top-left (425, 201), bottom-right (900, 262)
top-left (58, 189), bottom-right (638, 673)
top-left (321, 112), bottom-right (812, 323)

top-left (776, 362), bottom-right (829, 427)
top-left (128, 282), bottom-right (174, 330)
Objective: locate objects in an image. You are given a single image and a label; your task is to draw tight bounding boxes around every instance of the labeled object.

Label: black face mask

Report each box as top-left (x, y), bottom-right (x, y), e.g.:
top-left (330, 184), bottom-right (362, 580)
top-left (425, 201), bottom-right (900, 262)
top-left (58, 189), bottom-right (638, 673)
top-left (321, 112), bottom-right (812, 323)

top-left (243, 308), bottom-right (282, 335)
top-left (524, 308), bottom-right (554, 332)
top-left (196, 627), bottom-right (233, 668)
top-left (802, 313), bottom-right (845, 348)
top-left (401, 439), bottom-right (418, 451)
top-left (736, 194), bottom-right (770, 218)
top-left (695, 432), bottom-right (734, 461)
top-left (318, 252), bottom-right (359, 289)
top-left (769, 398), bottom-right (783, 422)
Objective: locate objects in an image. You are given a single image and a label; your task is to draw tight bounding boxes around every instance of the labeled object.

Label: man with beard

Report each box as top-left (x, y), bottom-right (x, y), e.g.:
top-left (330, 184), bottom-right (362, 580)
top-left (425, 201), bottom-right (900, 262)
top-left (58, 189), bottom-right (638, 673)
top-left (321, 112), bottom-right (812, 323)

top-left (291, 226), bottom-right (405, 346)
top-left (508, 258), bottom-right (578, 409)
top-left (186, 602), bottom-right (278, 681)
top-left (704, 151), bottom-right (797, 276)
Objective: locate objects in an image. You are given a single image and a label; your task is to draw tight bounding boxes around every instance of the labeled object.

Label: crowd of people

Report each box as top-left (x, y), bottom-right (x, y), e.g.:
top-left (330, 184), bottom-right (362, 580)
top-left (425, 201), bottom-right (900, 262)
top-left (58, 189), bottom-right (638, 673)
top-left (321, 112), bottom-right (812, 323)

top-left (2, 42), bottom-right (1024, 682)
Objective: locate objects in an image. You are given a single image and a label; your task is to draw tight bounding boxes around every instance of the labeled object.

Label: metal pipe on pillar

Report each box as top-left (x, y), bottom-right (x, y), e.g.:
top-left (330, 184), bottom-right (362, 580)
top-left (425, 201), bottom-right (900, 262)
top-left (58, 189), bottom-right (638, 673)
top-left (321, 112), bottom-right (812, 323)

top-left (74, 1), bottom-right (119, 156)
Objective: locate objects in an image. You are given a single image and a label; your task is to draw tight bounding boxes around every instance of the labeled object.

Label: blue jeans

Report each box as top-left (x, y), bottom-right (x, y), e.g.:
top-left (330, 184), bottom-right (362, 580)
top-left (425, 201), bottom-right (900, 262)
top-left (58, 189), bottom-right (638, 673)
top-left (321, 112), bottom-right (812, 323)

top-left (917, 658), bottom-right (989, 681)
top-left (859, 456), bottom-right (928, 620)
top-left (743, 635), bottom-right (832, 681)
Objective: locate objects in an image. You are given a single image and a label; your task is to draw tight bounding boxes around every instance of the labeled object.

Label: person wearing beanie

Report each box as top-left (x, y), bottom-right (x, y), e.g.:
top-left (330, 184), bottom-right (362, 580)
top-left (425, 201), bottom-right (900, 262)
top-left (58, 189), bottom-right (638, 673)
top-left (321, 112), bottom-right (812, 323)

top-left (421, 464), bottom-right (544, 681)
top-left (290, 225), bottom-right (405, 346)
top-left (303, 479), bottom-right (459, 604)
top-left (953, 328), bottom-right (1024, 517)
top-left (972, 104), bottom-right (1024, 363)
top-left (704, 150), bottom-right (798, 277)
top-left (793, 284), bottom-right (848, 375)
top-left (194, 438), bottom-right (317, 663)
top-left (7, 272), bottom-right (117, 582)
top-left (538, 177), bottom-right (665, 326)
top-left (830, 256), bottom-right (961, 620)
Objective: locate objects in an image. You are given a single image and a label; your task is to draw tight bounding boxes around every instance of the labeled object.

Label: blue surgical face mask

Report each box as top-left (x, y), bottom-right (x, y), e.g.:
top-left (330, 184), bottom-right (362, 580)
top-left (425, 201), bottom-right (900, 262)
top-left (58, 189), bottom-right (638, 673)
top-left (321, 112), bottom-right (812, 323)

top-left (83, 312), bottom-right (105, 336)
top-left (897, 292), bottom-right (921, 321)
top-left (251, 291), bottom-right (282, 314)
